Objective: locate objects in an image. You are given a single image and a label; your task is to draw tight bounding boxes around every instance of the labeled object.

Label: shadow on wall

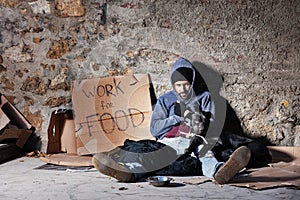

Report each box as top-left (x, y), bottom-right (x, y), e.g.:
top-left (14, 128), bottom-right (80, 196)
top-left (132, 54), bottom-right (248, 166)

top-left (192, 61), bottom-right (277, 167)
top-left (192, 61), bottom-right (244, 138)
top-left (193, 61), bottom-right (271, 145)
top-left (148, 74), bottom-right (158, 110)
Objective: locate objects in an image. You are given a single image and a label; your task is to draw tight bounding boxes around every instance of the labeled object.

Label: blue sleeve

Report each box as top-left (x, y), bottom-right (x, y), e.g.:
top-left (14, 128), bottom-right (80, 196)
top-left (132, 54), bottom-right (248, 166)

top-left (200, 92), bottom-right (215, 122)
top-left (150, 98), bottom-right (183, 139)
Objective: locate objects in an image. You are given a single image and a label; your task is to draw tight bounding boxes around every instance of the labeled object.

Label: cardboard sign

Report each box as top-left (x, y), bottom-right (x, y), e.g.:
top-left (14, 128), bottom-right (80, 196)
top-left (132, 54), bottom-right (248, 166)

top-left (72, 74), bottom-right (153, 155)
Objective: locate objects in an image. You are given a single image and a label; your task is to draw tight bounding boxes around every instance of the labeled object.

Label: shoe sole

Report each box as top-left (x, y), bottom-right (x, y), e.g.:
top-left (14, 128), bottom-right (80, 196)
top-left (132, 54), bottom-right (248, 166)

top-left (214, 146), bottom-right (251, 184)
top-left (93, 153), bottom-right (135, 182)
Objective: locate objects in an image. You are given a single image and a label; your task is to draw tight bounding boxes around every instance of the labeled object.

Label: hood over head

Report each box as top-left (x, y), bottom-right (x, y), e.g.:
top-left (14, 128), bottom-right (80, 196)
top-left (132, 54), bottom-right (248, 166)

top-left (170, 57), bottom-right (195, 102)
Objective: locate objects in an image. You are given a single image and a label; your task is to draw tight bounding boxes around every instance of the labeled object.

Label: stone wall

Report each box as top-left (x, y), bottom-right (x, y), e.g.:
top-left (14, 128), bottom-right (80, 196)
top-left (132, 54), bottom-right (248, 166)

top-left (0, 0), bottom-right (299, 150)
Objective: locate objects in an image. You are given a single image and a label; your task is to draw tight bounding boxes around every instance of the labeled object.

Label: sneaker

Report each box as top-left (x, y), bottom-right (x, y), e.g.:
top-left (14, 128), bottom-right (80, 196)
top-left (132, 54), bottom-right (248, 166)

top-left (214, 146), bottom-right (251, 184)
top-left (92, 150), bottom-right (136, 183)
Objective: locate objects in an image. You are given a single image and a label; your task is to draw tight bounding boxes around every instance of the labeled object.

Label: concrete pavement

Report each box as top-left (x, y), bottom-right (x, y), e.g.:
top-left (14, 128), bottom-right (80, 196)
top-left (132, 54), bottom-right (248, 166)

top-left (0, 157), bottom-right (299, 200)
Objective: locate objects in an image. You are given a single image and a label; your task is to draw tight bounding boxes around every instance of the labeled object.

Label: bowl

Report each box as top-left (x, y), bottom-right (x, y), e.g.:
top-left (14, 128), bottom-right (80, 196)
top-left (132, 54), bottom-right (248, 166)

top-left (146, 176), bottom-right (173, 187)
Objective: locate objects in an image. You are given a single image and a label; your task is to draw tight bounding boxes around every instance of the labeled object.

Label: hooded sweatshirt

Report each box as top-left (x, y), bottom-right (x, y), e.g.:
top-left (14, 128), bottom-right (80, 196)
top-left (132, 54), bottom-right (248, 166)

top-left (150, 57), bottom-right (215, 139)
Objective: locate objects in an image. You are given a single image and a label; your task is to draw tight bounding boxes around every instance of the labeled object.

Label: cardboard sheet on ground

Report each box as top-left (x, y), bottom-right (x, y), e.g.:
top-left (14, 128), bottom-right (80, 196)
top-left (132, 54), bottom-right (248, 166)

top-left (182, 146), bottom-right (300, 190)
top-left (40, 153), bottom-right (93, 167)
top-left (72, 74), bottom-right (153, 155)
top-left (41, 109), bottom-right (93, 167)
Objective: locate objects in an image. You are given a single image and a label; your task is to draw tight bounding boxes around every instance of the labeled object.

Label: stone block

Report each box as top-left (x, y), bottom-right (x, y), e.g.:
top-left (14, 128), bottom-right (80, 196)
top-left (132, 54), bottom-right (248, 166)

top-left (55, 0), bottom-right (85, 17)
top-left (28, 0), bottom-right (51, 15)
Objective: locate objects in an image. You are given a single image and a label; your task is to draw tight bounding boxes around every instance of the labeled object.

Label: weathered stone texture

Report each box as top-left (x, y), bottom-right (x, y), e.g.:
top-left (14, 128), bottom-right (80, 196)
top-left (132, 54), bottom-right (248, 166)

top-left (46, 37), bottom-right (77, 59)
top-left (0, 64), bottom-right (6, 73)
top-left (23, 106), bottom-right (43, 130)
top-left (20, 76), bottom-right (47, 95)
top-left (55, 0), bottom-right (85, 17)
top-left (0, 0), bottom-right (299, 148)
top-left (28, 0), bottom-right (51, 15)
top-left (43, 96), bottom-right (71, 107)
top-left (0, 75), bottom-right (14, 90)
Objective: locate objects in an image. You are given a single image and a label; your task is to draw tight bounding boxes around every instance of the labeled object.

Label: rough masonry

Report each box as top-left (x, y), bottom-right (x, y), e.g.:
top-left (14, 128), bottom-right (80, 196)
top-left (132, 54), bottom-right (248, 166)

top-left (0, 0), bottom-right (299, 149)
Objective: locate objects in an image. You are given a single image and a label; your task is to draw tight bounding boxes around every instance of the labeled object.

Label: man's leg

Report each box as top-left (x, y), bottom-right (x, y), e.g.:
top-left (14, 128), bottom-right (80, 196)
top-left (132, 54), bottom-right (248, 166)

top-left (214, 146), bottom-right (251, 184)
top-left (246, 141), bottom-right (272, 168)
top-left (158, 137), bottom-right (191, 156)
top-left (93, 151), bottom-right (136, 182)
top-left (200, 151), bottom-right (223, 178)
top-left (93, 140), bottom-right (177, 182)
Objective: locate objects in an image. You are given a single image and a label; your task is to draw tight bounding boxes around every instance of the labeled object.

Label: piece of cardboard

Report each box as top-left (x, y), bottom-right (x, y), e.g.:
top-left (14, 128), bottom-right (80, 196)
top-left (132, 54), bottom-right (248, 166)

top-left (0, 143), bottom-right (23, 164)
top-left (268, 146), bottom-right (300, 163)
top-left (0, 129), bottom-right (32, 148)
top-left (228, 146), bottom-right (300, 190)
top-left (182, 146), bottom-right (300, 190)
top-left (229, 161), bottom-right (300, 190)
top-left (72, 74), bottom-right (153, 155)
top-left (0, 94), bottom-right (34, 163)
top-left (0, 109), bottom-right (10, 130)
top-left (40, 153), bottom-right (93, 167)
top-left (47, 109), bottom-right (77, 154)
top-left (0, 95), bottom-right (32, 130)
top-left (42, 109), bottom-right (92, 167)
top-left (60, 118), bottom-right (77, 154)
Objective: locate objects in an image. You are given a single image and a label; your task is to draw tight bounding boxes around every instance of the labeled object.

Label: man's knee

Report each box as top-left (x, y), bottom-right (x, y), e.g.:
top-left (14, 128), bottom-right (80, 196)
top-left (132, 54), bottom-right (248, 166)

top-left (246, 141), bottom-right (272, 168)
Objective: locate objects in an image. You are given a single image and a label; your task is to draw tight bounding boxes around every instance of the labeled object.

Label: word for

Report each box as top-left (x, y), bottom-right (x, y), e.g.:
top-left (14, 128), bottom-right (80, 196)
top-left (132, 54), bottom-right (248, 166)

top-left (100, 101), bottom-right (113, 110)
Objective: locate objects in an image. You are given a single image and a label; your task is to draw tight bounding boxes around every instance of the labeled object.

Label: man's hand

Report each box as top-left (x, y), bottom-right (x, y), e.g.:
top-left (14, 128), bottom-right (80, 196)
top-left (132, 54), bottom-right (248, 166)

top-left (190, 112), bottom-right (207, 136)
top-left (179, 135), bottom-right (206, 159)
top-left (174, 101), bottom-right (186, 116)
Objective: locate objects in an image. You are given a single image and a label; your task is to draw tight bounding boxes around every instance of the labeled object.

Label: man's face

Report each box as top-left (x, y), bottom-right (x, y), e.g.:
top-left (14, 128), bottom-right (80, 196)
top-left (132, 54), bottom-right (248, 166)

top-left (173, 80), bottom-right (191, 99)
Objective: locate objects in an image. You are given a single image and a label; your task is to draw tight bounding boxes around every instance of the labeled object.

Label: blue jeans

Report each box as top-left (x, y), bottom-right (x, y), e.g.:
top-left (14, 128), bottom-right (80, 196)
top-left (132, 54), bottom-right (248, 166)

top-left (200, 151), bottom-right (223, 178)
top-left (159, 137), bottom-right (223, 178)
